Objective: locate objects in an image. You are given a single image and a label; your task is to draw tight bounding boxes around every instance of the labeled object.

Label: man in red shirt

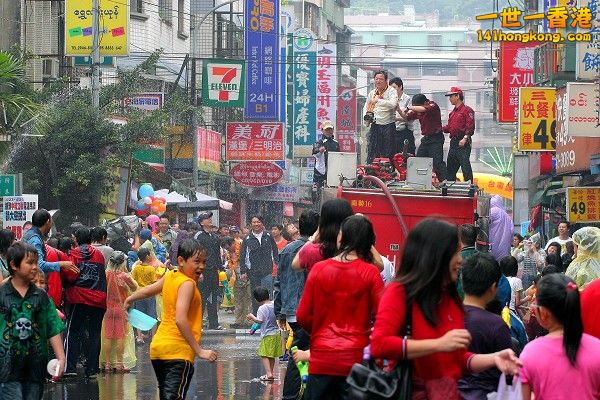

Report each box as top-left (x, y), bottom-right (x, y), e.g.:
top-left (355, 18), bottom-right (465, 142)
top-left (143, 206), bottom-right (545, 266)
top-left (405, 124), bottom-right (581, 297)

top-left (443, 87), bottom-right (475, 182)
top-left (398, 93), bottom-right (447, 182)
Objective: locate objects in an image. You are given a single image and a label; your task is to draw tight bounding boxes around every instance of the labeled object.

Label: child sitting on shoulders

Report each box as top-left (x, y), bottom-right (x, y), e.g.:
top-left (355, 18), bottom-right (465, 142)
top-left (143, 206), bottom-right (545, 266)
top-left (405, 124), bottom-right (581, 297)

top-left (247, 286), bottom-right (282, 381)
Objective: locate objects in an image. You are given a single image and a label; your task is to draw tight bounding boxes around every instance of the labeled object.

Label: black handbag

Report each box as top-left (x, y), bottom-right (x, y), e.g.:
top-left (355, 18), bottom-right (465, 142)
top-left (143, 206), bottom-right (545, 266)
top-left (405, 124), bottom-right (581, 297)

top-left (346, 302), bottom-right (413, 400)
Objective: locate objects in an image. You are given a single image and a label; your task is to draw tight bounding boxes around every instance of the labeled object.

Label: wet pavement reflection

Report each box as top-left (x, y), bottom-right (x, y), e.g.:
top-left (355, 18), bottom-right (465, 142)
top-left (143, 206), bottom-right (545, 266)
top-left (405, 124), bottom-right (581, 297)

top-left (44, 334), bottom-right (285, 400)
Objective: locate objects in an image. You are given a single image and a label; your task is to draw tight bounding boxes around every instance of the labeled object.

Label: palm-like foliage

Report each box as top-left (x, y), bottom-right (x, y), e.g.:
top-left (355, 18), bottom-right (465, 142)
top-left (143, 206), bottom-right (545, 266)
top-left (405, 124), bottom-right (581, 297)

top-left (0, 51), bottom-right (39, 134)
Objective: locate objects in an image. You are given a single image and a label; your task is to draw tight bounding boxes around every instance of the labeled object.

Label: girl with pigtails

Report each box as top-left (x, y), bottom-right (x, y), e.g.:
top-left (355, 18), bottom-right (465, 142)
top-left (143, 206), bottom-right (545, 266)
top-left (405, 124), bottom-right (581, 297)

top-left (520, 274), bottom-right (600, 399)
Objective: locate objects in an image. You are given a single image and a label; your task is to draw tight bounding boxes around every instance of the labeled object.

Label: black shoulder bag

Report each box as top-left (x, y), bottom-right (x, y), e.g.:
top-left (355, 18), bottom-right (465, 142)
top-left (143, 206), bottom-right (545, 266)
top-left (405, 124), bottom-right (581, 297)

top-left (346, 301), bottom-right (413, 400)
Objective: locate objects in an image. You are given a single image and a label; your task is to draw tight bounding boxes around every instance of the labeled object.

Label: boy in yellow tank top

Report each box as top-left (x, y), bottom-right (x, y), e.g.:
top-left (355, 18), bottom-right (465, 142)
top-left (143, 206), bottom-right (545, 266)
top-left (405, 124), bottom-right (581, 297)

top-left (125, 239), bottom-right (217, 400)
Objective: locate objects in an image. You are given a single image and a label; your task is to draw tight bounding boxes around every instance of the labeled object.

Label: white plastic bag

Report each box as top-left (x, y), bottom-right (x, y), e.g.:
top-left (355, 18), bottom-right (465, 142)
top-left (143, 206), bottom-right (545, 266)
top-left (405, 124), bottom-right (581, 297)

top-left (488, 374), bottom-right (522, 400)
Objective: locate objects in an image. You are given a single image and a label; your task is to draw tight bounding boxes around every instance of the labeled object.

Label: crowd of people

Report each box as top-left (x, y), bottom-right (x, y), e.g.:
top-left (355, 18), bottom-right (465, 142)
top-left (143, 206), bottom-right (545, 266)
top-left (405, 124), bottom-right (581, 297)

top-left (0, 201), bottom-right (600, 400)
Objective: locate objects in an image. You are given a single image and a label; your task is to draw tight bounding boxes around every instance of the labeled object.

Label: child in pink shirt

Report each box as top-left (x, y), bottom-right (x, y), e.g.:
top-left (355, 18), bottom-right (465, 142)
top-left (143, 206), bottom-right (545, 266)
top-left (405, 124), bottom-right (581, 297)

top-left (520, 274), bottom-right (600, 399)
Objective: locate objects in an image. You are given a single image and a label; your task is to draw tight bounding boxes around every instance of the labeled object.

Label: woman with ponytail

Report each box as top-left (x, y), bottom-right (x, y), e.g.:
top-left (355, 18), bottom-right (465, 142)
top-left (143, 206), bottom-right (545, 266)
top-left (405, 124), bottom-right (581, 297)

top-left (520, 274), bottom-right (600, 399)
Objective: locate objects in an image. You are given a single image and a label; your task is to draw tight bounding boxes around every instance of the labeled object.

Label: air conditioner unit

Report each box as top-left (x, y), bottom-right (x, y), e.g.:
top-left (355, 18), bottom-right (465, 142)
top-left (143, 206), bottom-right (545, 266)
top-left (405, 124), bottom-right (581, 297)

top-left (41, 59), bottom-right (59, 79)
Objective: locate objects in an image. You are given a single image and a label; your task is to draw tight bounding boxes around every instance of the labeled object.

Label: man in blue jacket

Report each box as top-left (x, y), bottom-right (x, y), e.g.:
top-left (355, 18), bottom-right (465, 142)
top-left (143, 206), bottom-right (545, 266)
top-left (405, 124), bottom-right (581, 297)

top-left (23, 209), bottom-right (77, 274)
top-left (274, 210), bottom-right (319, 400)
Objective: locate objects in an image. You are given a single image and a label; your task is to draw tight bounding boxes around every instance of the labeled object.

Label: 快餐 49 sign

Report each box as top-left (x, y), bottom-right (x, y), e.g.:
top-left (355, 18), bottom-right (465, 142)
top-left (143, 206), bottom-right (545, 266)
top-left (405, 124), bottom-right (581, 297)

top-left (517, 87), bottom-right (556, 152)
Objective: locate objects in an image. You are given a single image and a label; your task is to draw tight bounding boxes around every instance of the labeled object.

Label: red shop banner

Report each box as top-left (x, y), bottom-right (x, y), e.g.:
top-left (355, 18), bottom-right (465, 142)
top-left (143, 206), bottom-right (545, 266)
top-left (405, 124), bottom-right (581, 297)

top-left (498, 41), bottom-right (540, 123)
top-left (337, 86), bottom-right (357, 133)
top-left (337, 133), bottom-right (356, 152)
top-left (226, 122), bottom-right (285, 161)
top-left (230, 161), bottom-right (283, 187)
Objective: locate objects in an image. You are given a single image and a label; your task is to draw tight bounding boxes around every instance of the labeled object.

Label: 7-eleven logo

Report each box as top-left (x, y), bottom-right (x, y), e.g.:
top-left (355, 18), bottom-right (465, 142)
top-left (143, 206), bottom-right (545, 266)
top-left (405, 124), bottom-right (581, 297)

top-left (207, 62), bottom-right (243, 103)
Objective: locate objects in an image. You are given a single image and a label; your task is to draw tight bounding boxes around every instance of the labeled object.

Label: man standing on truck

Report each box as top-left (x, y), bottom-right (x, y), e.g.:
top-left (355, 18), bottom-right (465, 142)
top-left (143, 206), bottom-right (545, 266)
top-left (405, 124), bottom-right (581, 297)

top-left (312, 120), bottom-right (340, 196)
top-left (389, 77), bottom-right (416, 155)
top-left (443, 87), bottom-right (475, 182)
top-left (363, 70), bottom-right (398, 163)
top-left (397, 94), bottom-right (447, 182)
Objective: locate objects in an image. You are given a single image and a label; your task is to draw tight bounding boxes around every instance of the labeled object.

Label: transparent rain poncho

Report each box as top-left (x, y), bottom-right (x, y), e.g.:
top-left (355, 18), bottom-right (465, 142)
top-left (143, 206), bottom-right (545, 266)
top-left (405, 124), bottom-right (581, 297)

top-left (565, 227), bottom-right (600, 289)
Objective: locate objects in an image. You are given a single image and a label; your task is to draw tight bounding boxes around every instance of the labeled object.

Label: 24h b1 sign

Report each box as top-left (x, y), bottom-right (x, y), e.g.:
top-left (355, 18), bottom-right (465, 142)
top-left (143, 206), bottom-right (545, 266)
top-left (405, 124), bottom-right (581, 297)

top-left (202, 59), bottom-right (245, 108)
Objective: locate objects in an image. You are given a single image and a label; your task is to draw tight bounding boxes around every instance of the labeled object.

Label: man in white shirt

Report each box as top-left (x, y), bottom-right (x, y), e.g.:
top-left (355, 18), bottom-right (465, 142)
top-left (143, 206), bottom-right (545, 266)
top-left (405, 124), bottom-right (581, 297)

top-left (544, 221), bottom-right (573, 254)
top-left (362, 70), bottom-right (398, 163)
top-left (389, 77), bottom-right (416, 155)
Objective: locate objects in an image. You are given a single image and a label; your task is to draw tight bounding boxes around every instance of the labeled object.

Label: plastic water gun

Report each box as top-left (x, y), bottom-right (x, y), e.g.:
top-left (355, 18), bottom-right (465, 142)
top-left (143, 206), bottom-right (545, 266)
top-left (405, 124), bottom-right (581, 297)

top-left (501, 305), bottom-right (511, 328)
top-left (291, 346), bottom-right (309, 385)
top-left (285, 324), bottom-right (294, 351)
top-left (249, 322), bottom-right (261, 335)
top-left (218, 271), bottom-right (232, 300)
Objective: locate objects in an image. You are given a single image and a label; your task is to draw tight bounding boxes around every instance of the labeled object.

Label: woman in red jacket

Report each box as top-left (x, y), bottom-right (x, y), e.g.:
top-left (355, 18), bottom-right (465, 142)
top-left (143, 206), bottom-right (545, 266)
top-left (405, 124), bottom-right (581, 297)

top-left (370, 219), bottom-right (520, 400)
top-left (297, 215), bottom-right (384, 399)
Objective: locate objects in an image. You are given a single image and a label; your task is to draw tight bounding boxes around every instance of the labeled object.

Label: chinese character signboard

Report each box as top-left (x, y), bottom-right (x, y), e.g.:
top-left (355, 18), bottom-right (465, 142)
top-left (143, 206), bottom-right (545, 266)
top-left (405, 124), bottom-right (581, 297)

top-left (251, 184), bottom-right (300, 202)
top-left (3, 195), bottom-right (38, 240)
top-left (0, 175), bottom-right (15, 197)
top-left (566, 82), bottom-right (600, 137)
top-left (292, 28), bottom-right (317, 157)
top-left (316, 43), bottom-right (337, 131)
top-left (65, 0), bottom-right (128, 56)
top-left (226, 122), bottom-right (285, 161)
top-left (567, 187), bottom-right (600, 223)
top-left (122, 93), bottom-right (163, 111)
top-left (201, 59), bottom-right (245, 108)
top-left (518, 87), bottom-right (556, 151)
top-left (230, 161), bottom-right (283, 187)
top-left (337, 86), bottom-right (357, 152)
top-left (555, 86), bottom-right (600, 173)
top-left (197, 128), bottom-right (221, 172)
top-left (499, 42), bottom-right (540, 122)
top-left (576, 0), bottom-right (599, 79)
top-left (244, 0), bottom-right (279, 120)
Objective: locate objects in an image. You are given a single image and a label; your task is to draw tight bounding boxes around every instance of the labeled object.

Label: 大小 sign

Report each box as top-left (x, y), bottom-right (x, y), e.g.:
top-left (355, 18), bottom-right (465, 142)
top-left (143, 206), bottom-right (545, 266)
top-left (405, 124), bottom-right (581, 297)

top-left (202, 59), bottom-right (245, 108)
top-left (499, 42), bottom-right (540, 122)
top-left (518, 87), bottom-right (556, 151)
top-left (226, 122), bottom-right (285, 161)
top-left (65, 0), bottom-right (128, 56)
top-left (567, 187), bottom-right (600, 223)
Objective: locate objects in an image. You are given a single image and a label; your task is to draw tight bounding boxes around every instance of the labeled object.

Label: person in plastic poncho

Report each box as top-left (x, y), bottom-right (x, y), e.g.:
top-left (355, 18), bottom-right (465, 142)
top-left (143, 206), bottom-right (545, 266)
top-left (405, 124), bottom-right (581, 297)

top-left (565, 227), bottom-right (600, 289)
top-left (489, 195), bottom-right (514, 262)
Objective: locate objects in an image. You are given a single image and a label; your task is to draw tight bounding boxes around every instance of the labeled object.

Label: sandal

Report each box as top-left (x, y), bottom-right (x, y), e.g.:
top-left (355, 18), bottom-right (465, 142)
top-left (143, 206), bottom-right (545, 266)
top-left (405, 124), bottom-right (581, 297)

top-left (115, 363), bottom-right (130, 373)
top-left (259, 374), bottom-right (275, 381)
top-left (103, 362), bottom-right (113, 373)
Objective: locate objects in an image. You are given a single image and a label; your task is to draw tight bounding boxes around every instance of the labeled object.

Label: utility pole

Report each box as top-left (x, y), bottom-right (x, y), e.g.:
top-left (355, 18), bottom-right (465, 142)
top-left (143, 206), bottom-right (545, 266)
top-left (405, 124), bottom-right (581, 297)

top-left (91, 0), bottom-right (100, 108)
top-left (190, 58), bottom-right (198, 191)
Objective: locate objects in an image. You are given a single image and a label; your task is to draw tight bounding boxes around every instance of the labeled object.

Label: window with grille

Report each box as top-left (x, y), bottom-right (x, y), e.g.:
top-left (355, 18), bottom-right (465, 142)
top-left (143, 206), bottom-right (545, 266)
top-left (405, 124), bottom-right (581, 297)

top-left (131, 0), bottom-right (143, 13)
top-left (159, 0), bottom-right (172, 24)
top-left (178, 0), bottom-right (185, 34)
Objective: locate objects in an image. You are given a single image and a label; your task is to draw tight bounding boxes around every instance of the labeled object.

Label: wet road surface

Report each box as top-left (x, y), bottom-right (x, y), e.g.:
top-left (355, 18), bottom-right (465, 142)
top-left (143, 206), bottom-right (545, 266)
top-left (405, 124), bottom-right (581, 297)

top-left (44, 332), bottom-right (286, 400)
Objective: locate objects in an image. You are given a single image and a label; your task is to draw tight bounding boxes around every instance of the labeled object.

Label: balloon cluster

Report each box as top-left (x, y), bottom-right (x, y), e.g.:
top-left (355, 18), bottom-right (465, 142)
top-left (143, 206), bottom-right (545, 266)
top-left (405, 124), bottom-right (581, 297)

top-left (135, 184), bottom-right (167, 217)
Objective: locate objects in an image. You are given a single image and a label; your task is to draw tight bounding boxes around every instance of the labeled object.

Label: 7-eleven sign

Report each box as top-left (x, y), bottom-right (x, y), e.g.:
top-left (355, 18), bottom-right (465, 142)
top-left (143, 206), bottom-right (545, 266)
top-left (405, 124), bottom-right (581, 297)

top-left (202, 59), bottom-right (246, 108)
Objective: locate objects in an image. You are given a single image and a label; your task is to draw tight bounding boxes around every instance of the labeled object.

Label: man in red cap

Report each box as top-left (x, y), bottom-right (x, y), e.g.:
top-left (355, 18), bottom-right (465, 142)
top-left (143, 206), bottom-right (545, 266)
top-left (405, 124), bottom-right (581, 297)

top-left (443, 87), bottom-right (475, 182)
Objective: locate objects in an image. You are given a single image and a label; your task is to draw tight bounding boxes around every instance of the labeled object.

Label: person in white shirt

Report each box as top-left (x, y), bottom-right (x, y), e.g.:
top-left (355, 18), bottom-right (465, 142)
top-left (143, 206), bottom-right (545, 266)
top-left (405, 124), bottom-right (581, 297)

top-left (362, 70), bottom-right (398, 163)
top-left (544, 221), bottom-right (573, 254)
top-left (389, 77), bottom-right (416, 155)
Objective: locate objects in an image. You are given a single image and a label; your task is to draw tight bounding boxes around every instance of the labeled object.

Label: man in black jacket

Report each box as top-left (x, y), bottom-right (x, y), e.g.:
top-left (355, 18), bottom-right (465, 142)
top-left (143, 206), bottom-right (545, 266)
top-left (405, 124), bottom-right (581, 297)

top-left (312, 120), bottom-right (340, 191)
top-left (238, 215), bottom-right (279, 313)
top-left (194, 211), bottom-right (222, 330)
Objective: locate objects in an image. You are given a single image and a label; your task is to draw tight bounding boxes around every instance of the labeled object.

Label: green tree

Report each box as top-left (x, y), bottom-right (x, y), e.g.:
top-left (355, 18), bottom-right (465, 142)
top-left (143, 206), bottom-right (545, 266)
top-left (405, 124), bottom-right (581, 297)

top-left (9, 54), bottom-right (170, 227)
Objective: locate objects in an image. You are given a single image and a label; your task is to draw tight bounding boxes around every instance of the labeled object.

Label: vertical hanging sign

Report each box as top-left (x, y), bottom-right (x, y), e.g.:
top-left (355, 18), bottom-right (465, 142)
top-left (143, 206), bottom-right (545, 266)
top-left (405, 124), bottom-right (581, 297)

top-left (245, 0), bottom-right (279, 120)
top-left (316, 43), bottom-right (337, 133)
top-left (292, 28), bottom-right (317, 157)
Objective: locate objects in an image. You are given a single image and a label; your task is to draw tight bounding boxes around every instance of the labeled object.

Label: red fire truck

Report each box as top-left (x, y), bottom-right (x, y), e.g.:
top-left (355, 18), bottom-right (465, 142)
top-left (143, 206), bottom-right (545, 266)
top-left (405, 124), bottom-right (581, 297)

top-left (323, 174), bottom-right (490, 269)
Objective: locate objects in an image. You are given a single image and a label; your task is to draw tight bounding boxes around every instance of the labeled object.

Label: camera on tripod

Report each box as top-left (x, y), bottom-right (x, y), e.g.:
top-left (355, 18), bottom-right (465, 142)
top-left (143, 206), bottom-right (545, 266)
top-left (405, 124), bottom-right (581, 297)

top-left (363, 111), bottom-right (375, 124)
